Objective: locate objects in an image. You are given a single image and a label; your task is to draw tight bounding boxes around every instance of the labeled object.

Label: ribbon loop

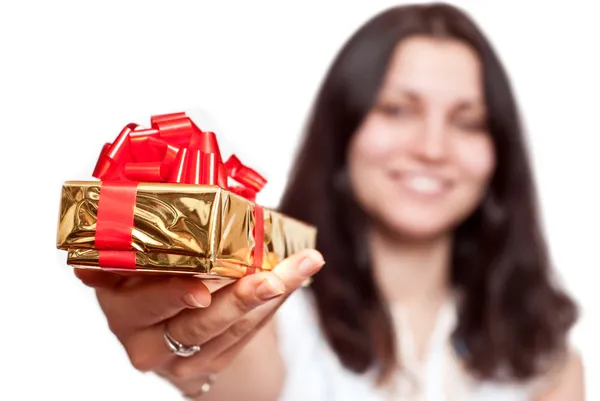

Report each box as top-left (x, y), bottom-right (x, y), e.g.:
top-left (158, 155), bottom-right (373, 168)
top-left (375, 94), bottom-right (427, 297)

top-left (225, 155), bottom-right (267, 192)
top-left (91, 112), bottom-right (266, 195)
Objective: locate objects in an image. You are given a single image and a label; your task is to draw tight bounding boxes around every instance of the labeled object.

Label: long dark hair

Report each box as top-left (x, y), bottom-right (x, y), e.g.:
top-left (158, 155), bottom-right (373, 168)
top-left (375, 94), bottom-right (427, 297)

top-left (277, 2), bottom-right (578, 383)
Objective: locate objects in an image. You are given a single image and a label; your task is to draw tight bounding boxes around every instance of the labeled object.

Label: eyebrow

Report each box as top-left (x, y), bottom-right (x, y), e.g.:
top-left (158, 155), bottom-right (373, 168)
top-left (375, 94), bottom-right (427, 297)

top-left (386, 87), bottom-right (421, 102)
top-left (383, 85), bottom-right (484, 108)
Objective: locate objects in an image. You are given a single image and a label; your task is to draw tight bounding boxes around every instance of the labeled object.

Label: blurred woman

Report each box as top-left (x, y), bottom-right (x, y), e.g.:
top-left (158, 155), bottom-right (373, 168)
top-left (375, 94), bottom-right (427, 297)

top-left (77, 3), bottom-right (584, 400)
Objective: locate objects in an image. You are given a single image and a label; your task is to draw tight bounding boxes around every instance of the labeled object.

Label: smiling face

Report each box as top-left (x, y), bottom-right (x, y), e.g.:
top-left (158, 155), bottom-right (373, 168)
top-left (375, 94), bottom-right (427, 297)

top-left (347, 36), bottom-right (495, 240)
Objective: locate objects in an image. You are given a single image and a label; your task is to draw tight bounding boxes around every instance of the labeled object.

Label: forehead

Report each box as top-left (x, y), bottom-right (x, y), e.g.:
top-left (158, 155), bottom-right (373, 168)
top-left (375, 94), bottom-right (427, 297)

top-left (381, 36), bottom-right (484, 102)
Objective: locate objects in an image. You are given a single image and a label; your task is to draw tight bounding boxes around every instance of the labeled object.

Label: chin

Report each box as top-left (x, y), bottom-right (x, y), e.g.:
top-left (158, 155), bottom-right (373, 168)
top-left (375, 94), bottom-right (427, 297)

top-left (378, 213), bottom-right (455, 242)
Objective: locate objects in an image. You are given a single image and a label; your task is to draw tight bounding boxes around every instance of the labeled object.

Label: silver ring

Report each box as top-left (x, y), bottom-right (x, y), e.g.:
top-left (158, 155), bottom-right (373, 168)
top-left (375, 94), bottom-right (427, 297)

top-left (163, 327), bottom-right (201, 358)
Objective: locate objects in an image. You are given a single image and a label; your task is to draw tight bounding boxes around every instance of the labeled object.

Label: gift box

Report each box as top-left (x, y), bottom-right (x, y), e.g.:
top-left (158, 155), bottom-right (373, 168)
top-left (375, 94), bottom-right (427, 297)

top-left (56, 112), bottom-right (317, 279)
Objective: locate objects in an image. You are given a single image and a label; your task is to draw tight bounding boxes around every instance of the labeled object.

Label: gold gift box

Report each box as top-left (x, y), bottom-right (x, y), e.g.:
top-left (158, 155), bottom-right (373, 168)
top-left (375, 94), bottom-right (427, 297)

top-left (56, 181), bottom-right (317, 279)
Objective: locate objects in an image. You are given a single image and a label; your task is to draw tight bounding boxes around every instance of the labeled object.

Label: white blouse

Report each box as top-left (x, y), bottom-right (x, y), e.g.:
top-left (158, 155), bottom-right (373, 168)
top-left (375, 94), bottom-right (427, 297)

top-left (274, 288), bottom-right (546, 401)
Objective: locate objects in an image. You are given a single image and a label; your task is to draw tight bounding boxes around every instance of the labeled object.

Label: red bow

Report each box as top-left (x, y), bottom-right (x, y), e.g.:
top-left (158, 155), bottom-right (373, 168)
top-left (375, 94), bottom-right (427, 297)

top-left (92, 112), bottom-right (267, 202)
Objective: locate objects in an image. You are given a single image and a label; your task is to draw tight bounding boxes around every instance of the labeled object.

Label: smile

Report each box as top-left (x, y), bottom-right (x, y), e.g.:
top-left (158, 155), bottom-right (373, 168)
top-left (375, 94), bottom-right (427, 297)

top-left (389, 171), bottom-right (452, 196)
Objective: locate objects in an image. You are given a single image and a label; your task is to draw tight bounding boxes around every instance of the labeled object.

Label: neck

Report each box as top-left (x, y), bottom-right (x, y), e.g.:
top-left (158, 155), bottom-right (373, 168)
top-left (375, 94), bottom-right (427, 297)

top-left (370, 226), bottom-right (453, 307)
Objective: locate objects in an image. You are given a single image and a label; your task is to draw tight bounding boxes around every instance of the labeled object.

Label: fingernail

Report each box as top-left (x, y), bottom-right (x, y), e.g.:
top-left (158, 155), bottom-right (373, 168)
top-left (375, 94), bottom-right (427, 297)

top-left (255, 276), bottom-right (286, 301)
top-left (183, 293), bottom-right (209, 308)
top-left (299, 256), bottom-right (324, 277)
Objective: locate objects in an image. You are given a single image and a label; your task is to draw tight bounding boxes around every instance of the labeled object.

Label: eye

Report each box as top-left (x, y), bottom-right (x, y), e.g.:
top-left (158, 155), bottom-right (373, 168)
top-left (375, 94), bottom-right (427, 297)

top-left (454, 117), bottom-right (487, 132)
top-left (452, 110), bottom-right (488, 133)
top-left (375, 102), bottom-right (414, 117)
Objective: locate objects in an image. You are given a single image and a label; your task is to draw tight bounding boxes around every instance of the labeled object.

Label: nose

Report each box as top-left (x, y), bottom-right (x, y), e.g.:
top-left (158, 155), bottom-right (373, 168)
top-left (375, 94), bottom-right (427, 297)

top-left (412, 115), bottom-right (449, 163)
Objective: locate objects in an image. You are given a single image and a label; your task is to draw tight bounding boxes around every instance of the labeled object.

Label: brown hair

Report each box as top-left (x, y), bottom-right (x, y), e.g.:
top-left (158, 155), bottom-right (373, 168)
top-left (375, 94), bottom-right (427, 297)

top-left (278, 2), bottom-right (578, 383)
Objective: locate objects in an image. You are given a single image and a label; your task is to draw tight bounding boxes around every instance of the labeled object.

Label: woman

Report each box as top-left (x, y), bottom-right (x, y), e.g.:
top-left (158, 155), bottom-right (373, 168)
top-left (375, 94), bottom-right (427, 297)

top-left (76, 3), bottom-right (584, 400)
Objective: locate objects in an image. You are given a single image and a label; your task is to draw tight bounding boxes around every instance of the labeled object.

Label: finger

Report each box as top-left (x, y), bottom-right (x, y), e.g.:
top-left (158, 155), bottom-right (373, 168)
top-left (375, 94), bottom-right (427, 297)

top-left (97, 276), bottom-right (212, 333)
top-left (269, 248), bottom-right (325, 291)
top-left (74, 268), bottom-right (125, 289)
top-left (123, 324), bottom-right (167, 372)
top-left (167, 249), bottom-right (324, 352)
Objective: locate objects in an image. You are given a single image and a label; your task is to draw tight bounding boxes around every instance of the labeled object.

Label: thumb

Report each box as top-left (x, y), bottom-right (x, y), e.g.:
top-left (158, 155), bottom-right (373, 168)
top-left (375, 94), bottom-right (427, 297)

top-left (269, 249), bottom-right (325, 291)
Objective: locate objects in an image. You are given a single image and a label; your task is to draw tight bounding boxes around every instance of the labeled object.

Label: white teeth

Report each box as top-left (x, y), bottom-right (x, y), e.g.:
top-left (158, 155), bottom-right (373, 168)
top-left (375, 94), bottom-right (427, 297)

top-left (405, 175), bottom-right (444, 194)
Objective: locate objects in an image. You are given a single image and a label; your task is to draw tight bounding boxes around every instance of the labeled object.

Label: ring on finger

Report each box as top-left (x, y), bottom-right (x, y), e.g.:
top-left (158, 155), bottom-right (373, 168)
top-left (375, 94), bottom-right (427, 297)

top-left (164, 324), bottom-right (202, 358)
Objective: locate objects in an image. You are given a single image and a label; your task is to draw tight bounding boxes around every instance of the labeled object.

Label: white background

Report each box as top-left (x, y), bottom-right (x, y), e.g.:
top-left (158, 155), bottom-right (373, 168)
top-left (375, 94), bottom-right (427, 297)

top-left (0, 1), bottom-right (598, 399)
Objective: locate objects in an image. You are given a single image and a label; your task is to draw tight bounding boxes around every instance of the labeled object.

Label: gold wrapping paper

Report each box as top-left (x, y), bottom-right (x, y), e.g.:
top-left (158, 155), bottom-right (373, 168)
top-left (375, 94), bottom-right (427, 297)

top-left (56, 181), bottom-right (317, 279)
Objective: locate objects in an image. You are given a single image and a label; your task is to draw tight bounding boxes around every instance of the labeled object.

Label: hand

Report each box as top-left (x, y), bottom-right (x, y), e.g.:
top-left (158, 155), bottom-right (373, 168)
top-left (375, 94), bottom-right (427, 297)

top-left (75, 249), bottom-right (325, 397)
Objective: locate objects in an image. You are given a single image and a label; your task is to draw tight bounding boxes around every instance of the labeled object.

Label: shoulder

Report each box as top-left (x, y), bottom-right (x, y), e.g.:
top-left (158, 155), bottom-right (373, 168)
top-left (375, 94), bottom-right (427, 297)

top-left (447, 348), bottom-right (584, 401)
top-left (532, 348), bottom-right (585, 401)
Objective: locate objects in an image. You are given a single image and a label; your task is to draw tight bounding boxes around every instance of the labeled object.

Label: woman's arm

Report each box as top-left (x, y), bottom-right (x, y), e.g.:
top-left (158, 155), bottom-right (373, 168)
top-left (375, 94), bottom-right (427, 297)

top-left (535, 350), bottom-right (585, 401)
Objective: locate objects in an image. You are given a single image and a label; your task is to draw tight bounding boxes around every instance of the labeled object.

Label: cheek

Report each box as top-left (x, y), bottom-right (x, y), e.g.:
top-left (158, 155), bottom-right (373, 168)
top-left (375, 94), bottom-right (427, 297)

top-left (350, 115), bottom-right (398, 162)
top-left (455, 136), bottom-right (496, 185)
top-left (347, 117), bottom-right (396, 201)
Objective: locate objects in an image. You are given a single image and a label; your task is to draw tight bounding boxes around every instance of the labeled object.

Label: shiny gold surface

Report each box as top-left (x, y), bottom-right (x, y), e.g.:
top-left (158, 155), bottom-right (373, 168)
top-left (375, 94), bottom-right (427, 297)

top-left (57, 181), bottom-right (317, 277)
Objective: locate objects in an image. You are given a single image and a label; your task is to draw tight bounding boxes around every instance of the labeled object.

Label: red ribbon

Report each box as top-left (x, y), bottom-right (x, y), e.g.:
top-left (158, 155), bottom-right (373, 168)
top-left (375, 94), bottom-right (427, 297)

top-left (92, 112), bottom-right (267, 271)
